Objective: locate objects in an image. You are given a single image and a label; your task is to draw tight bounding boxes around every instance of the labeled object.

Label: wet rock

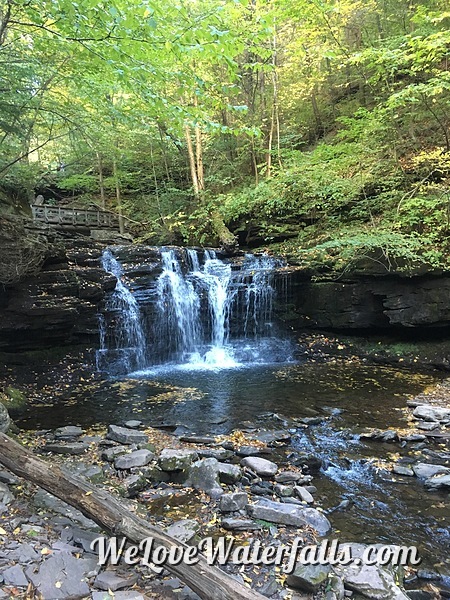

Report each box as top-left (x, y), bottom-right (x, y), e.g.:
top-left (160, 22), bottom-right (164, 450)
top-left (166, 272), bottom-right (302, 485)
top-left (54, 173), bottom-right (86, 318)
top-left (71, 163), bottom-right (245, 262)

top-left (293, 454), bottom-right (323, 473)
top-left (406, 592), bottom-right (435, 600)
top-left (43, 441), bottom-right (88, 455)
top-left (107, 425), bottom-right (148, 445)
top-left (241, 456), bottom-right (278, 477)
top-left (294, 486), bottom-right (314, 503)
top-left (360, 430), bottom-right (399, 442)
top-left (114, 449), bottom-right (155, 470)
top-left (94, 571), bottom-right (138, 591)
top-left (275, 471), bottom-right (303, 483)
top-left (26, 552), bottom-right (97, 599)
top-left (0, 482), bottom-right (13, 505)
top-left (217, 462), bottom-right (242, 484)
top-left (413, 405), bottom-right (450, 423)
top-left (247, 499), bottom-right (331, 536)
top-left (158, 449), bottom-right (198, 471)
top-left (251, 430), bottom-right (291, 445)
top-left (220, 492), bottom-right (248, 512)
top-left (0, 403), bottom-right (11, 433)
top-left (258, 577), bottom-right (280, 597)
top-left (221, 517), bottom-right (261, 531)
top-left (424, 473), bottom-right (450, 490)
top-left (392, 465), bottom-right (414, 477)
top-left (286, 564), bottom-right (331, 593)
top-left (3, 564), bottom-right (28, 587)
top-left (186, 458), bottom-right (223, 498)
top-left (124, 420), bottom-right (143, 429)
top-left (166, 519), bottom-right (200, 543)
top-left (413, 463), bottom-right (450, 479)
top-left (54, 425), bottom-right (84, 439)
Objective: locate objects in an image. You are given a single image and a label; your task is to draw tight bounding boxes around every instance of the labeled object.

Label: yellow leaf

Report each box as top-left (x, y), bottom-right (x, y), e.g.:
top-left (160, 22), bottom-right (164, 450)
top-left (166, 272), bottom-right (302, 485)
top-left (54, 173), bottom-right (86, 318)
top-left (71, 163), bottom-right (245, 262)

top-left (0, 527), bottom-right (6, 535)
top-left (41, 548), bottom-right (52, 555)
top-left (85, 491), bottom-right (93, 496)
top-left (55, 582), bottom-right (62, 588)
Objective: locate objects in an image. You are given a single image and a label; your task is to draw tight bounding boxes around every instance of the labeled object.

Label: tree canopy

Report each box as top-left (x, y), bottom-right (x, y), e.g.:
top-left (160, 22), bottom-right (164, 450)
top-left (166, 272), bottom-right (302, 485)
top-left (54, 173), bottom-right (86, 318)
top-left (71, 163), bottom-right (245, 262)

top-left (1, 0), bottom-right (449, 271)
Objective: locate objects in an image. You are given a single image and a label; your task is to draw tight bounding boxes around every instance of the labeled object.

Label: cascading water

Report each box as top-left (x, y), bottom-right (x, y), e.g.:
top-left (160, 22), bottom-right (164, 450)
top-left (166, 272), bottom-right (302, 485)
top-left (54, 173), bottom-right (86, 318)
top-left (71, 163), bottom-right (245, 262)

top-left (96, 249), bottom-right (147, 374)
top-left (97, 246), bottom-right (291, 374)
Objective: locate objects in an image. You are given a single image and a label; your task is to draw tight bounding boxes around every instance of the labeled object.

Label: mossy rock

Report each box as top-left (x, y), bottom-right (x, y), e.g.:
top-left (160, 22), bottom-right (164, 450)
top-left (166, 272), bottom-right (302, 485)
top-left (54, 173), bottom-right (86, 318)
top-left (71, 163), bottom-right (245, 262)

top-left (2, 386), bottom-right (27, 411)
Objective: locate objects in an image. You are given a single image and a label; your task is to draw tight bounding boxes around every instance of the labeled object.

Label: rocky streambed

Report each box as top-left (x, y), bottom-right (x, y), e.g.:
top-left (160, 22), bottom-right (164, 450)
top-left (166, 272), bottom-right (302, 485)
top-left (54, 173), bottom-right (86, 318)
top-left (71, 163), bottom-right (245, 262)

top-left (0, 375), bottom-right (449, 600)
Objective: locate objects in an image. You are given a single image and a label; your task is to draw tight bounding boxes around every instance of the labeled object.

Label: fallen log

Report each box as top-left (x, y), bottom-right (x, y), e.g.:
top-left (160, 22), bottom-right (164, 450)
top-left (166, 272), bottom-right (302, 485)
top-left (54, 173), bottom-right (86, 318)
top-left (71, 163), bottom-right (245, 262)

top-left (0, 432), bottom-right (265, 600)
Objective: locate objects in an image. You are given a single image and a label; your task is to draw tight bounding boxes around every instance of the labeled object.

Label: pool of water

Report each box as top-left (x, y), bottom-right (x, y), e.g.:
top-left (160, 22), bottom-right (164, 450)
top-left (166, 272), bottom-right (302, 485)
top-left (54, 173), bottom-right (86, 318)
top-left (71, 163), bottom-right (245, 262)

top-left (15, 360), bottom-right (450, 572)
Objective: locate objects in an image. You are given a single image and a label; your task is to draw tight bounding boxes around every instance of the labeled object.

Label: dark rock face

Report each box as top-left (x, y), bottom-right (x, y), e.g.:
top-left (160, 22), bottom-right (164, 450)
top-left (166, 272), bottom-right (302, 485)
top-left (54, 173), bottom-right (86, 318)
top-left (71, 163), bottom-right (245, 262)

top-left (282, 271), bottom-right (450, 330)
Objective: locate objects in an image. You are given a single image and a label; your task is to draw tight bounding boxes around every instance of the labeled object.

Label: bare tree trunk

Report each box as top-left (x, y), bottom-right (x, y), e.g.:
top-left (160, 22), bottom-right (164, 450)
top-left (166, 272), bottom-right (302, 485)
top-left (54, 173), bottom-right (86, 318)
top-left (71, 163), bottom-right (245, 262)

top-left (184, 124), bottom-right (200, 199)
top-left (112, 156), bottom-right (125, 234)
top-left (0, 432), bottom-right (264, 600)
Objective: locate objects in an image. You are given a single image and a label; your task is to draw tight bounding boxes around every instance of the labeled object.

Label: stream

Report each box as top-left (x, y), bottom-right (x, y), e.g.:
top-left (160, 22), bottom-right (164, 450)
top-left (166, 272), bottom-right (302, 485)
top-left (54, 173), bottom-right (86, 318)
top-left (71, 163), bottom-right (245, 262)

top-left (11, 246), bottom-right (450, 575)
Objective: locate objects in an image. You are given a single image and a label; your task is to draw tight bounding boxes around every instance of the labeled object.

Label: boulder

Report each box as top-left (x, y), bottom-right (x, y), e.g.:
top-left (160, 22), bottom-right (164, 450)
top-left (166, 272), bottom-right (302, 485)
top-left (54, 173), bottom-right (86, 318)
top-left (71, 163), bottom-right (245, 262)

top-left (217, 462), bottom-right (242, 484)
top-left (286, 564), bottom-right (331, 593)
top-left (413, 463), bottom-right (450, 479)
top-left (186, 458), bottom-right (223, 498)
top-left (424, 474), bottom-right (450, 490)
top-left (158, 449), bottom-right (198, 471)
top-left (413, 405), bottom-right (450, 423)
top-left (247, 499), bottom-right (331, 536)
top-left (240, 456), bottom-right (278, 477)
top-left (107, 425), bottom-right (148, 445)
top-left (220, 492), bottom-right (248, 512)
top-left (114, 449), bottom-right (155, 470)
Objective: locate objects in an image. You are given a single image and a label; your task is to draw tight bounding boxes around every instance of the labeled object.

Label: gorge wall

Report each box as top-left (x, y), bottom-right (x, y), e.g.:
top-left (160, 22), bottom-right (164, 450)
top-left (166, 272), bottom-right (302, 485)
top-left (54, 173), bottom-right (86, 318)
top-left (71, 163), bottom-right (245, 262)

top-left (2, 231), bottom-right (450, 354)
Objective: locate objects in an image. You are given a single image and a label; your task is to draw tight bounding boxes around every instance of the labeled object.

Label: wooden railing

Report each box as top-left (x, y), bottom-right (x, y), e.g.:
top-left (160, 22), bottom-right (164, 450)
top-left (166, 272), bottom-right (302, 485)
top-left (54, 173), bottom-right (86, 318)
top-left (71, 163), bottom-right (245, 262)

top-left (31, 205), bottom-right (118, 229)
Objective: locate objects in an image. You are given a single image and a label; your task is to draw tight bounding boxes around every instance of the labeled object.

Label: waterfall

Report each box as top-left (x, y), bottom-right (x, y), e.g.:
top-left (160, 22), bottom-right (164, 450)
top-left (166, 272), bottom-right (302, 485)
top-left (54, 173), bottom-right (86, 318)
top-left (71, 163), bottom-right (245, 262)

top-left (96, 249), bottom-right (147, 373)
top-left (98, 247), bottom-right (289, 374)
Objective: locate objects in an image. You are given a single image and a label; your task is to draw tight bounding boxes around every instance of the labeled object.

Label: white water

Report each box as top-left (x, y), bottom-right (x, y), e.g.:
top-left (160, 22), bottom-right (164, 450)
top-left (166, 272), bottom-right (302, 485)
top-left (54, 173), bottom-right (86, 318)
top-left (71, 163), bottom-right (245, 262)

top-left (98, 247), bottom-right (289, 374)
top-left (97, 249), bottom-right (147, 373)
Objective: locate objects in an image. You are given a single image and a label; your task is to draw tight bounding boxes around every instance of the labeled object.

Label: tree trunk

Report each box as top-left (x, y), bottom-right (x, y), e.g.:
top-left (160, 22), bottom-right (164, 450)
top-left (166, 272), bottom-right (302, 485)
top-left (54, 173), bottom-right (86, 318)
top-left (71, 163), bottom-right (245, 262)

top-left (97, 151), bottom-right (106, 210)
top-left (112, 156), bottom-right (125, 234)
top-left (0, 432), bottom-right (264, 600)
top-left (184, 124), bottom-right (200, 199)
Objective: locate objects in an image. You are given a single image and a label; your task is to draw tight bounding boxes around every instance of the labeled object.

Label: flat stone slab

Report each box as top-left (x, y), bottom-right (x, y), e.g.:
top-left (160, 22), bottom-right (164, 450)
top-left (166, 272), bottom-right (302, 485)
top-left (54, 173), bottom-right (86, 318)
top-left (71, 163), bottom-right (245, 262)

top-left (425, 474), bottom-right (450, 490)
top-left (54, 425), bottom-right (84, 438)
top-left (114, 449), bottom-right (155, 470)
top-left (26, 552), bottom-right (97, 599)
top-left (221, 518), bottom-right (262, 531)
top-left (107, 425), bottom-right (148, 445)
top-left (94, 570), bottom-right (138, 591)
top-left (413, 404), bottom-right (450, 423)
top-left (247, 498), bottom-right (331, 536)
top-left (166, 519), bottom-right (200, 543)
top-left (3, 564), bottom-right (28, 587)
top-left (43, 441), bottom-right (88, 455)
top-left (287, 563), bottom-right (331, 593)
top-left (241, 456), bottom-right (278, 477)
top-left (92, 593), bottom-right (145, 600)
top-left (124, 420), bottom-right (143, 429)
top-left (413, 463), bottom-right (450, 479)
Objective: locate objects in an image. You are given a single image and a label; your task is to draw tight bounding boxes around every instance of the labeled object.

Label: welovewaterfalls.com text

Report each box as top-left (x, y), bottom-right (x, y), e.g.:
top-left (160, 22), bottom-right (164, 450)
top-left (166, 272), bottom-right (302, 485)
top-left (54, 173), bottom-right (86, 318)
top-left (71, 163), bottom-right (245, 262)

top-left (91, 536), bottom-right (421, 574)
